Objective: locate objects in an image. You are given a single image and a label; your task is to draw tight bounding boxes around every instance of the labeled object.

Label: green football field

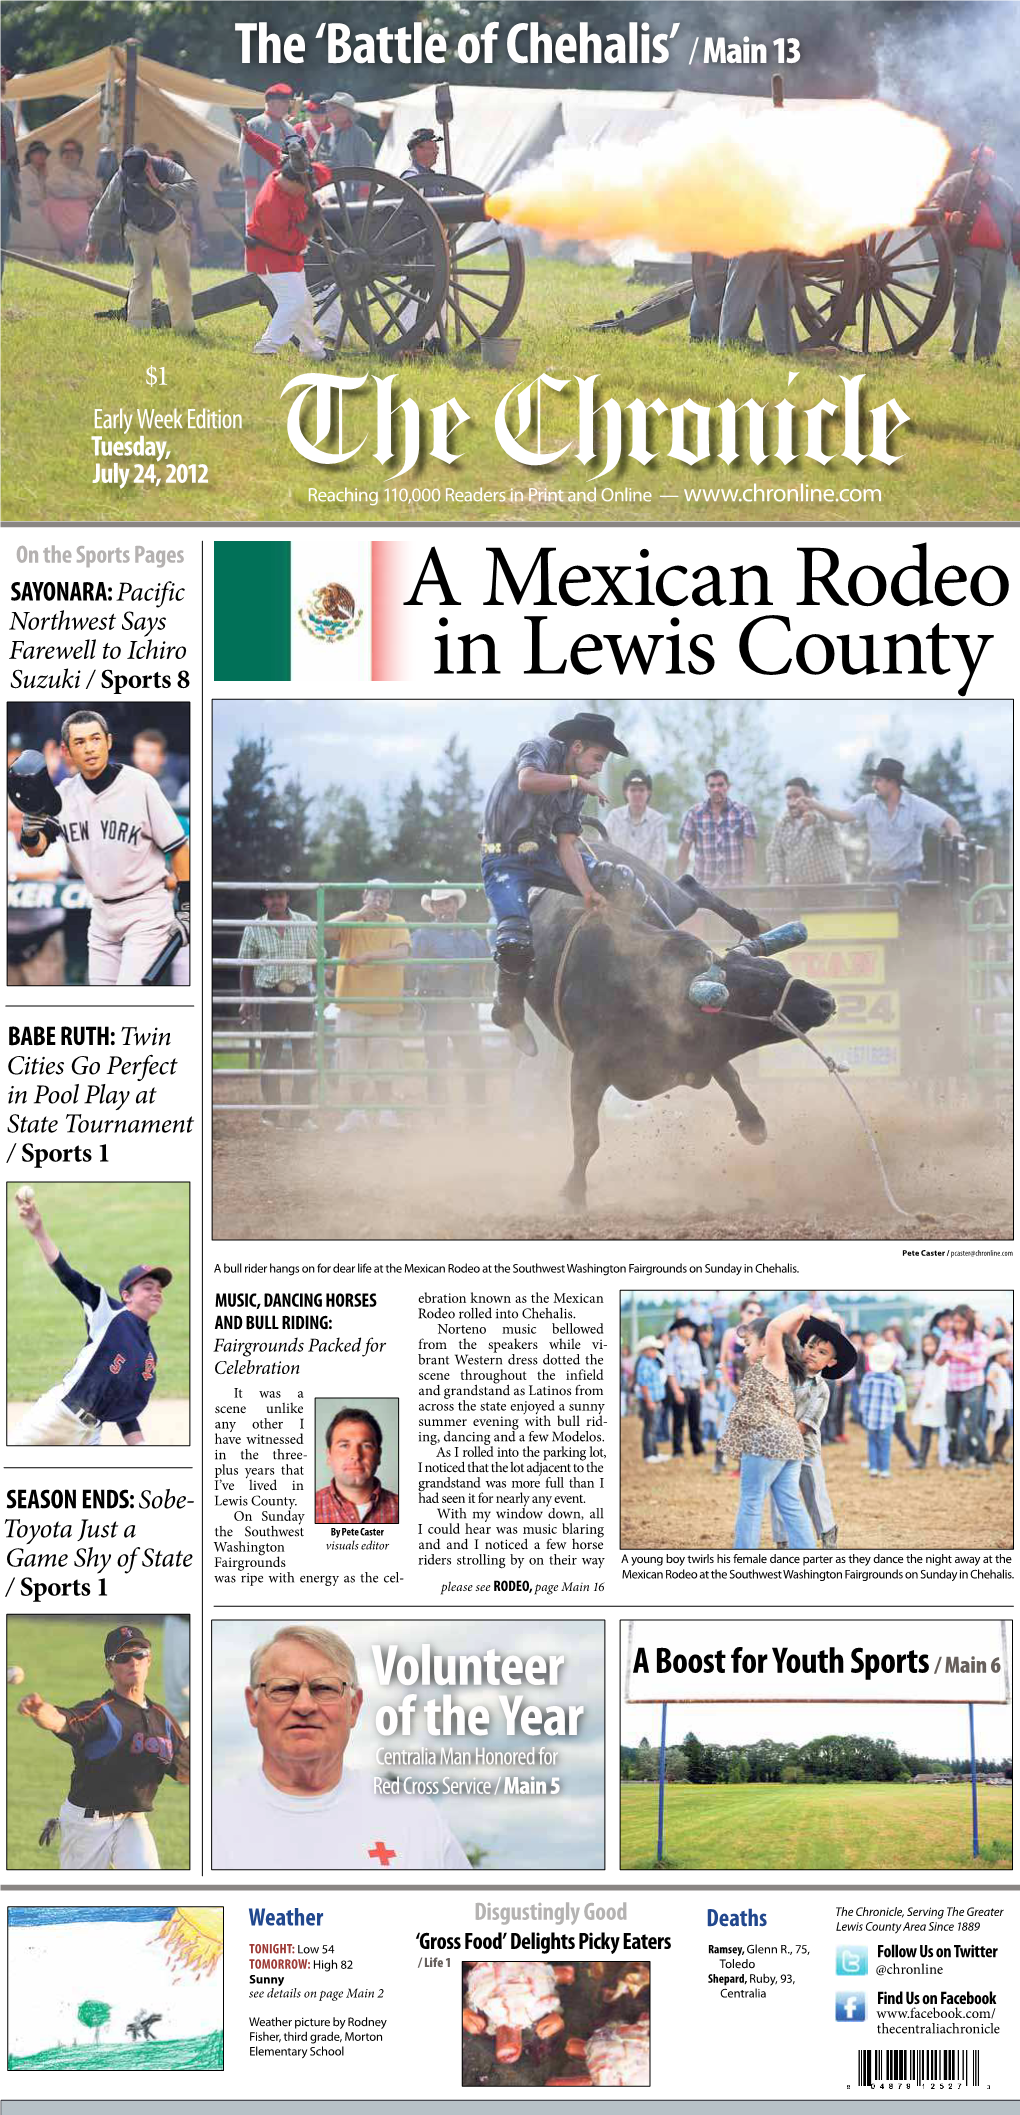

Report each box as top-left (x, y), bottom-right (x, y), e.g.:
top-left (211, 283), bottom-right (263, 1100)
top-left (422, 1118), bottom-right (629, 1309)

top-left (620, 1781), bottom-right (1013, 1871)
top-left (6, 1614), bottom-right (190, 1871)
top-left (5, 1183), bottom-right (189, 1401)
top-left (2, 258), bottom-right (1018, 523)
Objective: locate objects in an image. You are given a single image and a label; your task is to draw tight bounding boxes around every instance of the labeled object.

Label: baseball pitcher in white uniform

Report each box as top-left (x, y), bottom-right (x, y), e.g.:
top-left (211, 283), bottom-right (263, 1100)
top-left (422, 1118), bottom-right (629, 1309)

top-left (13, 712), bottom-right (189, 985)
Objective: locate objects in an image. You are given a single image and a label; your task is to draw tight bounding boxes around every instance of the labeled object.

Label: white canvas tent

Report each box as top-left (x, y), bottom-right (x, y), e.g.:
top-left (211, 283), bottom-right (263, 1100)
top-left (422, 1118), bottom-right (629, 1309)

top-left (8, 45), bottom-right (262, 243)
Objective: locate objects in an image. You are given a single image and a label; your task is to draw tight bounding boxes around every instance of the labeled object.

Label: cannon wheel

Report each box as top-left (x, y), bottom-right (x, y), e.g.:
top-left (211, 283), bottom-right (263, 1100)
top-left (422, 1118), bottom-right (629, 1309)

top-left (789, 247), bottom-right (861, 345)
top-left (826, 223), bottom-right (954, 355)
top-left (692, 247), bottom-right (860, 349)
top-left (425, 174), bottom-right (526, 347)
top-left (306, 167), bottom-right (450, 354)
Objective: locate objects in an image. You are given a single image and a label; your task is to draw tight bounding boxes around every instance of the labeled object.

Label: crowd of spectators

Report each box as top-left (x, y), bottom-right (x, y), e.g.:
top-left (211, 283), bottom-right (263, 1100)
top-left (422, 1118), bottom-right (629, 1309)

top-left (622, 1297), bottom-right (1013, 1483)
top-left (605, 759), bottom-right (966, 899)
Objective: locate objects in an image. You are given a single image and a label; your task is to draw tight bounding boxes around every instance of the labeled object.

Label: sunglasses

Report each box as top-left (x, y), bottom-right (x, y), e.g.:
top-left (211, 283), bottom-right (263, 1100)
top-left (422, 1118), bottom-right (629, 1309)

top-left (111, 1649), bottom-right (149, 1664)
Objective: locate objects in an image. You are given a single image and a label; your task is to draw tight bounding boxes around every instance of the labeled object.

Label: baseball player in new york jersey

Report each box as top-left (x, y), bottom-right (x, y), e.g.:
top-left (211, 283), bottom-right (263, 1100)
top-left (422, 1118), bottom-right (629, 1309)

top-left (18, 1624), bottom-right (189, 1870)
top-left (11, 1191), bottom-right (171, 1447)
top-left (16, 711), bottom-right (189, 985)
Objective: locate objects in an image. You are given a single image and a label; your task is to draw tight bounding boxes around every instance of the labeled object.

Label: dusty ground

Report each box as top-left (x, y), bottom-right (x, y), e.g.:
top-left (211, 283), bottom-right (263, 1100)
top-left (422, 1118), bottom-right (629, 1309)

top-left (620, 1411), bottom-right (1013, 1551)
top-left (6, 1399), bottom-right (189, 1446)
top-left (212, 1075), bottom-right (1011, 1244)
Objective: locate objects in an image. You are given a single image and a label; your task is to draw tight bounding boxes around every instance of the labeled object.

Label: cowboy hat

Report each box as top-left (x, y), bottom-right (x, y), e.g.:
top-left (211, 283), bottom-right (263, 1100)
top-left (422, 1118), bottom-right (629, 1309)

top-left (548, 711), bottom-right (629, 758)
top-left (421, 884), bottom-right (466, 911)
top-left (866, 1341), bottom-right (898, 1373)
top-left (874, 757), bottom-right (909, 785)
top-left (798, 1315), bottom-right (858, 1381)
top-left (634, 1335), bottom-right (664, 1356)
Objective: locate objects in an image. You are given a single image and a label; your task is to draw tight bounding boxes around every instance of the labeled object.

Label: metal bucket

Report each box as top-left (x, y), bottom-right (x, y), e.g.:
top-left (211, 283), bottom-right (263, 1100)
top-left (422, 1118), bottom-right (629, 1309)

top-left (479, 335), bottom-right (520, 370)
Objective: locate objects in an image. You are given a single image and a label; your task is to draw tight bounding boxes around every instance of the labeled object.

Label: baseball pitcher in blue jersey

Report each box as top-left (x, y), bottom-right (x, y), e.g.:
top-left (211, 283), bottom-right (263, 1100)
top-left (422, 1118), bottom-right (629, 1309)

top-left (10, 1190), bottom-right (172, 1446)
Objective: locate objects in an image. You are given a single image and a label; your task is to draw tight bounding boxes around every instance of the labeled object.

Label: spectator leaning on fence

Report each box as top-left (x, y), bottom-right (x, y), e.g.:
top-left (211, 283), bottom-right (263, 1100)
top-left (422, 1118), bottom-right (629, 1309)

top-left (766, 778), bottom-right (848, 886)
top-left (328, 880), bottom-right (410, 1135)
top-left (604, 770), bottom-right (670, 873)
top-left (677, 769), bottom-right (756, 887)
top-left (238, 887), bottom-right (319, 1133)
top-left (410, 884), bottom-right (490, 1119)
top-left (804, 758), bottom-right (962, 892)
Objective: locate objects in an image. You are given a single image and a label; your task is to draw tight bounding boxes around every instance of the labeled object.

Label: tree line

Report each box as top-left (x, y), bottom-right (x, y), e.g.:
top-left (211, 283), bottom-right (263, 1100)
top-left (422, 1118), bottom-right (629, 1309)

top-left (213, 713), bottom-right (1012, 899)
top-left (621, 1733), bottom-right (1012, 1787)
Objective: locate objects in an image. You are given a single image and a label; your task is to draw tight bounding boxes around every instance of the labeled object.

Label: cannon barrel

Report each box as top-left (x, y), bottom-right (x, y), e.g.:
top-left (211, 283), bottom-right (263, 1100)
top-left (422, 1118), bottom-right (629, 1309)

top-left (323, 189), bottom-right (495, 232)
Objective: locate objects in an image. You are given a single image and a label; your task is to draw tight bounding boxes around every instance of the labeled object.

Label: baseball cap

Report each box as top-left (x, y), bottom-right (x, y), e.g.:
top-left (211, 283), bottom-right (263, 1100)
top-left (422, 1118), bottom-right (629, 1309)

top-left (623, 769), bottom-right (652, 790)
top-left (119, 1264), bottom-right (173, 1294)
top-left (105, 1624), bottom-right (151, 1658)
top-left (363, 876), bottom-right (393, 894)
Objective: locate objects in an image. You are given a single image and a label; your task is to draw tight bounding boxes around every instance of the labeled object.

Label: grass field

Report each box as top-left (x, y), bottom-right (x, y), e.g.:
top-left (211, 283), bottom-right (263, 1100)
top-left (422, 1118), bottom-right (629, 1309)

top-left (620, 1780), bottom-right (1012, 1871)
top-left (5, 1182), bottom-right (189, 1402)
top-left (6, 1614), bottom-right (190, 1872)
top-left (10, 2029), bottom-right (223, 2070)
top-left (2, 257), bottom-right (1018, 523)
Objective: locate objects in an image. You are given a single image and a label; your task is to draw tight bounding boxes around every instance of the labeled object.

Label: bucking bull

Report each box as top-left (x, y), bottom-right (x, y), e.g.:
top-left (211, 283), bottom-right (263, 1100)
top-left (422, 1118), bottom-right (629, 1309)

top-left (525, 844), bottom-right (836, 1208)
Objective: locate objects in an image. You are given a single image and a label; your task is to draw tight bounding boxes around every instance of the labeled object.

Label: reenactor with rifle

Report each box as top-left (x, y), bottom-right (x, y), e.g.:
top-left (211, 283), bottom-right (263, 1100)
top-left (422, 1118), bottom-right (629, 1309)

top-left (933, 143), bottom-right (1020, 362)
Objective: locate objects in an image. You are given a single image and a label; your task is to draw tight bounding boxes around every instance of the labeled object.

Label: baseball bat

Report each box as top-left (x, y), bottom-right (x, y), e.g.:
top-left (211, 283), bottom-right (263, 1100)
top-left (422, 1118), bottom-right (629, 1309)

top-left (141, 928), bottom-right (185, 986)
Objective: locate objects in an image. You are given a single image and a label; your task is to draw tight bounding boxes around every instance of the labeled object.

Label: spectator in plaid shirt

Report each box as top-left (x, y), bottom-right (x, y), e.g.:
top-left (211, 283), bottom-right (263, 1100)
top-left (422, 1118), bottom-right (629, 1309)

top-left (935, 1305), bottom-right (992, 1467)
top-left (766, 779), bottom-right (848, 886)
top-left (677, 769), bottom-right (757, 888)
top-left (860, 1341), bottom-right (904, 1476)
top-left (314, 1408), bottom-right (399, 1523)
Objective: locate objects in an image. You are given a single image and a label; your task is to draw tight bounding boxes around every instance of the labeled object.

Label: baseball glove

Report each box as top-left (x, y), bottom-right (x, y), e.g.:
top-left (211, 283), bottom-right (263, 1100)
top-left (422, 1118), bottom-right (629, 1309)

top-left (38, 1816), bottom-right (59, 1848)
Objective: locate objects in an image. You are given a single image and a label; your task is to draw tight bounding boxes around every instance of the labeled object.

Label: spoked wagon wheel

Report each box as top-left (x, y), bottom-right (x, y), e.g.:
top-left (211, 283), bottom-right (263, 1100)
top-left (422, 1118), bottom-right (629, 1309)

top-left (426, 174), bottom-right (526, 348)
top-left (789, 246), bottom-right (861, 346)
top-left (306, 167), bottom-right (450, 354)
top-left (828, 224), bottom-right (954, 355)
top-left (692, 247), bottom-right (860, 349)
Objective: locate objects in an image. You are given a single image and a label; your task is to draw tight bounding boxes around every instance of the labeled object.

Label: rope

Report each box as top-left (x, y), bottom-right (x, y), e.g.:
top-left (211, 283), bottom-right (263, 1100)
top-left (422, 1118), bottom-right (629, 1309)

top-left (551, 909), bottom-right (597, 1049)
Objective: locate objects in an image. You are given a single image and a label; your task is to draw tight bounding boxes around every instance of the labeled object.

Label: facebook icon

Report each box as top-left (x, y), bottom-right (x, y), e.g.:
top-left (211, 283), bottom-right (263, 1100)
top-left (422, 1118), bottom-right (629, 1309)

top-left (836, 1994), bottom-right (867, 2023)
top-left (837, 1945), bottom-right (868, 1976)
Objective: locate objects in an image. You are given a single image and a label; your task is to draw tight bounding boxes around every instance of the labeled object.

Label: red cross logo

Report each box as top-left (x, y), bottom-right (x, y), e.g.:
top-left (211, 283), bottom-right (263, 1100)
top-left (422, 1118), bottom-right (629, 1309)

top-left (367, 1840), bottom-right (396, 1867)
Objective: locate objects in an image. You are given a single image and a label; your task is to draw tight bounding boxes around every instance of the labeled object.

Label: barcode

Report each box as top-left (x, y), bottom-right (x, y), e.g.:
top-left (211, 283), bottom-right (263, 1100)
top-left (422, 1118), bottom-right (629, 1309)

top-left (858, 2050), bottom-right (980, 2088)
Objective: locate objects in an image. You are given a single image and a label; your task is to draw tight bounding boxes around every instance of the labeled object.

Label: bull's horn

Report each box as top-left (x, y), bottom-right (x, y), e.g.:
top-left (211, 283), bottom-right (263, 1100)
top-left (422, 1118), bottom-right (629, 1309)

top-left (730, 920), bottom-right (807, 960)
top-left (689, 973), bottom-right (729, 1010)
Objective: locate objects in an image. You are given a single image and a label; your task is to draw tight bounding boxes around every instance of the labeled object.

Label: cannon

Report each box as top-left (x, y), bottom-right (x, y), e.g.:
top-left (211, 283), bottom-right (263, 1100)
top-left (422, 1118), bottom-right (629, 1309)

top-left (590, 70), bottom-right (955, 355)
top-left (590, 212), bottom-right (953, 355)
top-left (3, 167), bottom-right (524, 357)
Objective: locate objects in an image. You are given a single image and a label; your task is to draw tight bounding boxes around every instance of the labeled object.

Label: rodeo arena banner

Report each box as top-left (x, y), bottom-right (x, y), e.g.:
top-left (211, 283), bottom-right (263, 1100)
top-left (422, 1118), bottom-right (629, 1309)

top-left (1, 2), bottom-right (1017, 2114)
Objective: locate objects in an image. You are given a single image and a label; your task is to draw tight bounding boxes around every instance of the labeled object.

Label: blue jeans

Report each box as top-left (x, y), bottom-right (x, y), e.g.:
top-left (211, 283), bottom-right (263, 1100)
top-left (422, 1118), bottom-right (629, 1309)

top-left (893, 1410), bottom-right (919, 1462)
top-left (867, 1426), bottom-right (892, 1473)
top-left (734, 1455), bottom-right (815, 1550)
top-left (481, 842), bottom-right (597, 933)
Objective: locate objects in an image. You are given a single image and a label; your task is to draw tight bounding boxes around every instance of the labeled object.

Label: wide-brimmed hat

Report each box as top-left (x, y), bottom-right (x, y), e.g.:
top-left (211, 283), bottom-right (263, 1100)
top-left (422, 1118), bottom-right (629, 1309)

top-left (421, 883), bottom-right (466, 911)
top-left (988, 1338), bottom-right (1012, 1356)
top-left (866, 1341), bottom-right (898, 1373)
top-left (634, 1335), bottom-right (664, 1356)
top-left (798, 1315), bottom-right (858, 1381)
top-left (668, 1315), bottom-right (697, 1333)
top-left (326, 91), bottom-right (358, 111)
top-left (24, 139), bottom-right (50, 158)
top-left (407, 126), bottom-right (441, 149)
top-left (548, 711), bottom-right (629, 758)
top-left (874, 756), bottom-right (909, 785)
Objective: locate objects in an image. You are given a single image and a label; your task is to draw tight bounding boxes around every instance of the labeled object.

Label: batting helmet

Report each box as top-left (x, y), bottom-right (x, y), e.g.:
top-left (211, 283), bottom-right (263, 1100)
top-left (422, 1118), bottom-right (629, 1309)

top-left (7, 750), bottom-right (62, 820)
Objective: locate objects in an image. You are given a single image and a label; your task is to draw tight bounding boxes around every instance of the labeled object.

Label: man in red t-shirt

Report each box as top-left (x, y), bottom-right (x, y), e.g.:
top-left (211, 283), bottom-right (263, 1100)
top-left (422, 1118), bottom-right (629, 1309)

top-left (241, 121), bottom-right (339, 357)
top-left (934, 143), bottom-right (1019, 362)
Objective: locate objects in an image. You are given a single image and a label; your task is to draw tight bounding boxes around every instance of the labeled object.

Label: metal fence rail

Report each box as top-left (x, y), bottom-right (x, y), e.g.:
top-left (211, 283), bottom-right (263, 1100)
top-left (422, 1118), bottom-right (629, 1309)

top-left (963, 883), bottom-right (1013, 1097)
top-left (212, 878), bottom-right (504, 1121)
